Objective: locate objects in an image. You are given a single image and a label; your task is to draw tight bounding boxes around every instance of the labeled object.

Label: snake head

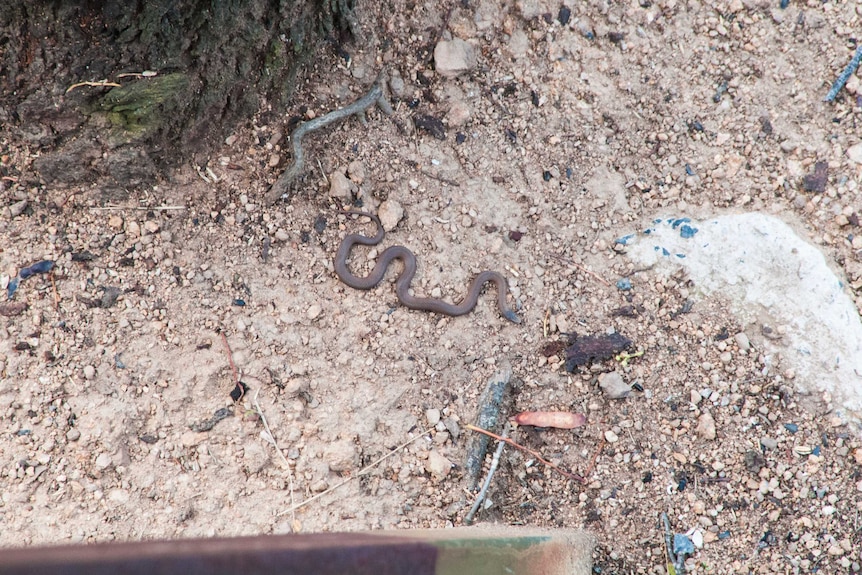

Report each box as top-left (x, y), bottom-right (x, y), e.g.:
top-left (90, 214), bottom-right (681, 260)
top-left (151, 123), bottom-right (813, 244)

top-left (503, 310), bottom-right (522, 324)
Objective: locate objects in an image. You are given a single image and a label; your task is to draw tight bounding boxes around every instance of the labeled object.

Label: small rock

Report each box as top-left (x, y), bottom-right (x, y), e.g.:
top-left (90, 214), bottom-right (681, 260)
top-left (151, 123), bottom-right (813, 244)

top-left (760, 436), bottom-right (778, 450)
top-left (108, 214), bottom-right (124, 229)
top-left (143, 220), bottom-right (160, 234)
top-left (126, 221), bottom-right (141, 238)
top-left (83, 365), bottom-right (96, 380)
top-left (426, 449), bottom-right (452, 481)
top-left (65, 428), bottom-right (81, 442)
top-left (690, 389), bottom-right (702, 405)
top-left (8, 199), bottom-right (28, 218)
top-left (347, 161), bottom-right (366, 184)
top-left (95, 452), bottom-right (113, 470)
top-left (323, 440), bottom-right (358, 473)
top-left (425, 408), bottom-right (441, 426)
top-left (433, 38), bottom-right (477, 78)
top-left (329, 169), bottom-right (354, 198)
top-left (598, 371), bottom-right (630, 399)
top-left (847, 143), bottom-right (862, 165)
top-left (378, 200), bottom-right (404, 232)
top-left (744, 449), bottom-right (765, 473)
top-left (604, 430), bottom-right (619, 443)
top-left (734, 332), bottom-right (751, 351)
top-left (307, 304), bottom-right (322, 320)
top-left (696, 411), bottom-right (717, 440)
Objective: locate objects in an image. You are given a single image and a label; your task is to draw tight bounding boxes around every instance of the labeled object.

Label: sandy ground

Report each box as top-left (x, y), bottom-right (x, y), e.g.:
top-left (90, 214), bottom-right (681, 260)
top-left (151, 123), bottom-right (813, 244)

top-left (2, 0), bottom-right (862, 573)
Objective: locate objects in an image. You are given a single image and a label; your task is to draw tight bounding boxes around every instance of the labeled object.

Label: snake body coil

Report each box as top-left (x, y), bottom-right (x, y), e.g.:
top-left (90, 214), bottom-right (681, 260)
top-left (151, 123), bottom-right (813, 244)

top-left (335, 212), bottom-right (520, 324)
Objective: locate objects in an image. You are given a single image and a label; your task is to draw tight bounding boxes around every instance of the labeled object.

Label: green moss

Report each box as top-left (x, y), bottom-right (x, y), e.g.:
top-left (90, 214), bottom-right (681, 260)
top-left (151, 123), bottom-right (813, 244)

top-left (99, 72), bottom-right (189, 140)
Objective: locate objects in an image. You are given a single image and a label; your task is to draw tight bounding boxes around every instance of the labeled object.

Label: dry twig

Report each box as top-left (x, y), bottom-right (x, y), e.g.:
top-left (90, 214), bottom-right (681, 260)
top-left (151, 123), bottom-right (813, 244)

top-left (464, 423), bottom-right (584, 483)
top-left (277, 426), bottom-right (435, 517)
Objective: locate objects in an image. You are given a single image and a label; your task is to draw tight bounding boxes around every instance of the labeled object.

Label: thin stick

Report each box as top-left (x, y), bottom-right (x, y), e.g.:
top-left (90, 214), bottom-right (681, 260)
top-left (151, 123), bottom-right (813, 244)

top-left (549, 253), bottom-right (612, 287)
top-left (464, 424), bottom-right (584, 483)
top-left (465, 424), bottom-right (509, 524)
top-left (824, 46), bottom-right (862, 102)
top-left (277, 426), bottom-right (435, 517)
top-left (251, 388), bottom-right (297, 529)
top-left (266, 77), bottom-right (392, 204)
top-left (66, 81), bottom-right (121, 93)
top-left (49, 271), bottom-right (60, 310)
top-left (583, 437), bottom-right (606, 479)
top-left (220, 332), bottom-right (240, 385)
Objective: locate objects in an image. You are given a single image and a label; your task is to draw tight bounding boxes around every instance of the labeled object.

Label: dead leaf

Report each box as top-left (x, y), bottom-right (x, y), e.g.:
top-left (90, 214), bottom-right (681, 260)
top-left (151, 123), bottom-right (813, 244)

top-left (511, 411), bottom-right (587, 429)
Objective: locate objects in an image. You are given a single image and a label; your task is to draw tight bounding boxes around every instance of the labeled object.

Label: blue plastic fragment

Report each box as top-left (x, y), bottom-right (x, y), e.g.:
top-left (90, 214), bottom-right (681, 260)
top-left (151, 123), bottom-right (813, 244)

top-left (16, 429), bottom-right (31, 436)
top-left (812, 445), bottom-right (821, 456)
top-left (718, 530), bottom-right (731, 540)
top-left (7, 277), bottom-right (19, 299)
top-left (784, 423), bottom-right (799, 433)
top-left (643, 228), bottom-right (653, 235)
top-left (615, 234), bottom-right (635, 245)
top-left (662, 248), bottom-right (670, 256)
top-left (616, 278), bottom-right (632, 291)
top-left (671, 217), bottom-right (691, 229)
top-left (8, 260), bottom-right (55, 299)
top-left (19, 260), bottom-right (54, 279)
top-left (679, 224), bottom-right (698, 238)
top-left (114, 354), bottom-right (126, 369)
top-left (675, 253), bottom-right (686, 259)
top-left (685, 164), bottom-right (695, 176)
top-left (673, 534), bottom-right (695, 556)
top-left (654, 219), bottom-right (663, 224)
top-left (233, 299), bottom-right (246, 307)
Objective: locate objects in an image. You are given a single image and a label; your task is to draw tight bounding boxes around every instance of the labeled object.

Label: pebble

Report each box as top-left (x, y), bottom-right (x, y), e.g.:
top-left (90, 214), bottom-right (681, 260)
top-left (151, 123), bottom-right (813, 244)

top-left (604, 430), bottom-right (619, 443)
top-left (433, 38), bottom-right (477, 78)
top-left (426, 449), bottom-right (453, 481)
top-left (83, 365), bottom-right (96, 380)
top-left (598, 371), bottom-right (630, 399)
top-left (696, 411), bottom-right (717, 440)
top-left (847, 143), bottom-right (862, 165)
top-left (378, 199), bottom-right (404, 232)
top-left (323, 440), bottom-right (358, 473)
top-left (95, 452), bottom-right (113, 470)
top-left (306, 304), bottom-right (322, 320)
top-left (143, 220), bottom-right (160, 234)
top-left (65, 428), bottom-right (81, 442)
top-left (107, 215), bottom-right (123, 229)
top-left (425, 408), bottom-right (441, 426)
top-left (734, 332), bottom-right (750, 351)
top-left (760, 436), bottom-right (778, 450)
top-left (328, 169), bottom-right (354, 198)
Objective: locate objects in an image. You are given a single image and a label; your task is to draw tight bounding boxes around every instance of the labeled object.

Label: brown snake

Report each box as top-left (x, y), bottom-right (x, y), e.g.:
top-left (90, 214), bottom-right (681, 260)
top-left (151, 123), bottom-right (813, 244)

top-left (335, 212), bottom-right (521, 323)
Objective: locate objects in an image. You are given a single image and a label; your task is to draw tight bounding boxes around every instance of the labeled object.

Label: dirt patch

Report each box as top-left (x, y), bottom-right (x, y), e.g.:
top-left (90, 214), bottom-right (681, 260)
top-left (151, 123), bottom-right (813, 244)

top-left (2, 0), bottom-right (862, 573)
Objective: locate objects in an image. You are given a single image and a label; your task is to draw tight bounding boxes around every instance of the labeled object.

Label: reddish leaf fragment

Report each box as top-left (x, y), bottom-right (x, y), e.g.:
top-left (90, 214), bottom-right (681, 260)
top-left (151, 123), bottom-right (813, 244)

top-left (511, 411), bottom-right (587, 429)
top-left (0, 302), bottom-right (27, 316)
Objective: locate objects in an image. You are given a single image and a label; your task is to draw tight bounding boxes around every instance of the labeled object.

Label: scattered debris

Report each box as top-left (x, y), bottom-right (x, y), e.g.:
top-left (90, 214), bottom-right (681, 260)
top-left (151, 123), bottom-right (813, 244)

top-left (465, 363), bottom-right (512, 490)
top-left (565, 333), bottom-right (632, 372)
top-left (0, 302), bottom-right (27, 316)
top-left (465, 423), bottom-right (509, 525)
top-left (189, 407), bottom-right (234, 432)
top-left (413, 114), bottom-right (446, 140)
top-left (802, 160), bottom-right (828, 193)
top-left (598, 371), bottom-right (631, 399)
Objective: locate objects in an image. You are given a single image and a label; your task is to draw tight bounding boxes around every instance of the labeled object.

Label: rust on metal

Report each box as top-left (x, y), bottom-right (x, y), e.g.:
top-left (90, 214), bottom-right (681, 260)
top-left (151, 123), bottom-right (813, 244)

top-left (0, 533), bottom-right (438, 575)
